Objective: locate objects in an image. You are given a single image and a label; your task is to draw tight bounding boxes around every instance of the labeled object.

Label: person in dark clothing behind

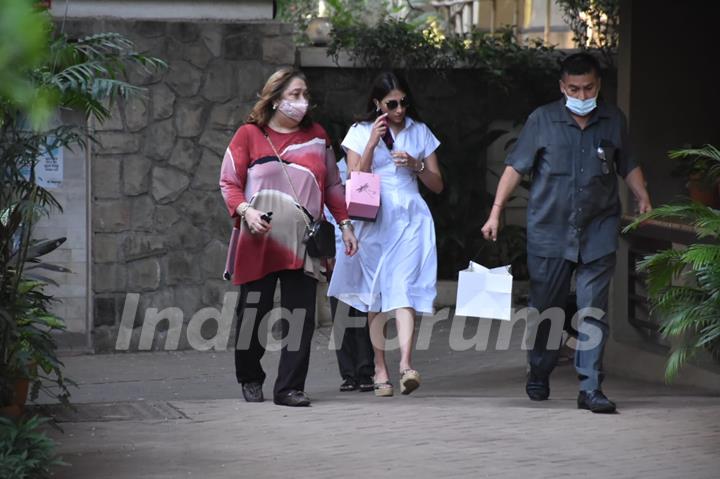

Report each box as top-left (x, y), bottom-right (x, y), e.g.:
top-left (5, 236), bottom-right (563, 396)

top-left (325, 157), bottom-right (375, 393)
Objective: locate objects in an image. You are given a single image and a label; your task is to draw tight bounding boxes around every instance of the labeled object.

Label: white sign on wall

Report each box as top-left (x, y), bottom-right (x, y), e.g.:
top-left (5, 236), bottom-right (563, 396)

top-left (35, 143), bottom-right (63, 189)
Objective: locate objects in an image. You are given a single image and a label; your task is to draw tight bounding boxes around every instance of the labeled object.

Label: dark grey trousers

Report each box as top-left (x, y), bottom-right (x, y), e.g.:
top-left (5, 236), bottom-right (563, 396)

top-left (526, 253), bottom-right (616, 391)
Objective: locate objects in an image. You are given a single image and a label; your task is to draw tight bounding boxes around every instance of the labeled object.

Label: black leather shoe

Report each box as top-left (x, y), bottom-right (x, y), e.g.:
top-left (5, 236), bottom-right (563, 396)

top-left (340, 379), bottom-right (358, 392)
top-left (577, 389), bottom-right (616, 413)
top-left (357, 376), bottom-right (374, 392)
top-left (274, 390), bottom-right (311, 407)
top-left (526, 372), bottom-right (550, 401)
top-left (241, 382), bottom-right (264, 403)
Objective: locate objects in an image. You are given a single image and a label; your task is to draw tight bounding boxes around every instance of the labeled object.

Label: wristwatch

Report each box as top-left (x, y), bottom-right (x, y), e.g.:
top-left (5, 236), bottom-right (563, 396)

top-left (338, 219), bottom-right (354, 232)
top-left (237, 202), bottom-right (250, 217)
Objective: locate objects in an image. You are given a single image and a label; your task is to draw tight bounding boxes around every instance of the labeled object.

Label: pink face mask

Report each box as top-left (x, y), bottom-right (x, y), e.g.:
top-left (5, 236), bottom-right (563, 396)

top-left (277, 99), bottom-right (308, 122)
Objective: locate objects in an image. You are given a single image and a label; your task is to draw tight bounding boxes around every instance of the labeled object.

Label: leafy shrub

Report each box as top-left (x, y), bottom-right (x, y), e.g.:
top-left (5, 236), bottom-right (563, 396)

top-left (0, 416), bottom-right (65, 479)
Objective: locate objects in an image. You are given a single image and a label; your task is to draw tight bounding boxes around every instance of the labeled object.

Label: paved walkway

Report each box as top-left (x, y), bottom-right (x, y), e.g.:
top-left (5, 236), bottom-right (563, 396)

top-left (43, 319), bottom-right (720, 478)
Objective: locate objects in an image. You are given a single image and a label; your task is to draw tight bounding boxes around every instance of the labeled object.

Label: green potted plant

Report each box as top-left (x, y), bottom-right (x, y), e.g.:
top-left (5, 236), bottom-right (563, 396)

top-left (624, 144), bottom-right (720, 381)
top-left (1, 3), bottom-right (166, 415)
top-left (0, 415), bottom-right (66, 478)
top-left (1, 276), bottom-right (73, 416)
top-left (670, 145), bottom-right (720, 208)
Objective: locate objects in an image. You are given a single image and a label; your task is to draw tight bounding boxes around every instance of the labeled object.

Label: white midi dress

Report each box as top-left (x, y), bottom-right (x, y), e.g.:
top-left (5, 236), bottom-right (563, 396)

top-left (327, 117), bottom-right (440, 314)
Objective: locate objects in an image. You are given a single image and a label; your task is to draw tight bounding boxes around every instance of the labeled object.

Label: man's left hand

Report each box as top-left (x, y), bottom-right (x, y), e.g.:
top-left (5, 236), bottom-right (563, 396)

top-left (636, 196), bottom-right (652, 215)
top-left (624, 167), bottom-right (653, 216)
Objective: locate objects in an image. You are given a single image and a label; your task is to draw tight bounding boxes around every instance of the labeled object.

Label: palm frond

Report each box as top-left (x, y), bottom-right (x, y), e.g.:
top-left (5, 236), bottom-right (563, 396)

top-left (660, 300), bottom-right (716, 337)
top-left (51, 61), bottom-right (110, 92)
top-left (661, 314), bottom-right (699, 339)
top-left (76, 34), bottom-right (131, 52)
top-left (91, 78), bottom-right (145, 100)
top-left (623, 203), bottom-right (720, 238)
top-left (696, 322), bottom-right (720, 348)
top-left (656, 291), bottom-right (710, 339)
top-left (126, 53), bottom-right (167, 72)
top-left (72, 33), bottom-right (166, 71)
top-left (669, 144), bottom-right (720, 182)
top-left (637, 213), bottom-right (720, 379)
top-left (59, 89), bottom-right (109, 122)
top-left (665, 346), bottom-right (695, 383)
top-left (636, 249), bottom-right (685, 295)
top-left (680, 244), bottom-right (720, 271)
top-left (669, 144), bottom-right (720, 161)
top-left (696, 265), bottom-right (720, 295)
top-left (40, 32), bottom-right (166, 124)
top-left (653, 286), bottom-right (705, 312)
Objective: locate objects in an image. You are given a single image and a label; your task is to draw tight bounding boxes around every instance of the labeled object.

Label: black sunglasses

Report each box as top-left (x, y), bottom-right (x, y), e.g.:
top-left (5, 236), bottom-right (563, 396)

top-left (384, 97), bottom-right (410, 110)
top-left (596, 146), bottom-right (611, 174)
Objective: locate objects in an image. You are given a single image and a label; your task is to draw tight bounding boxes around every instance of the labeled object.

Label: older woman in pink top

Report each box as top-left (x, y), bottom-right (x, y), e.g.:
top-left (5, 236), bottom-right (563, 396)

top-left (220, 68), bottom-right (358, 407)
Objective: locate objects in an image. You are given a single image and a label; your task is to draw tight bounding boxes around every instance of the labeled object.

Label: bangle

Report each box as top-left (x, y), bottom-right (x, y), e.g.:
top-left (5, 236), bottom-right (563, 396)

top-left (416, 160), bottom-right (425, 174)
top-left (237, 202), bottom-right (250, 217)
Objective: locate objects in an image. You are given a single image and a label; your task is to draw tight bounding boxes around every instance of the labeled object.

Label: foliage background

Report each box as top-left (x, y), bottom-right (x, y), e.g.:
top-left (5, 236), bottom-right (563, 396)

top-left (624, 145), bottom-right (720, 381)
top-left (283, 0), bottom-right (619, 279)
top-left (305, 59), bottom-right (564, 279)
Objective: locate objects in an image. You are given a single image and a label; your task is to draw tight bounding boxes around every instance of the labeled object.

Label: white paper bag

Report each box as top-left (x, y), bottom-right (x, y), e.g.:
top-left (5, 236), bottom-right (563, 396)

top-left (455, 261), bottom-right (513, 320)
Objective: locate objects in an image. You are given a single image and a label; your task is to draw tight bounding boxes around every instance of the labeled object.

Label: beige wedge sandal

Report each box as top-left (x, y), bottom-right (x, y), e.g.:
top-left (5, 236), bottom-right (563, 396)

top-left (374, 381), bottom-right (394, 397)
top-left (399, 369), bottom-right (421, 395)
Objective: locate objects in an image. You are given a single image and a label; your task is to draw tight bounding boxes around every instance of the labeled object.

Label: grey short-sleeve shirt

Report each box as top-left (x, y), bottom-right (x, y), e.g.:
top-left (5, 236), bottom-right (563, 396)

top-left (505, 99), bottom-right (638, 263)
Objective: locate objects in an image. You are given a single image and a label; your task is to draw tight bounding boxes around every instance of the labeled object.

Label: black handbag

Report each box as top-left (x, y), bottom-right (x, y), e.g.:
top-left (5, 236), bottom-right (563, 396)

top-left (261, 128), bottom-right (336, 259)
top-left (301, 209), bottom-right (336, 259)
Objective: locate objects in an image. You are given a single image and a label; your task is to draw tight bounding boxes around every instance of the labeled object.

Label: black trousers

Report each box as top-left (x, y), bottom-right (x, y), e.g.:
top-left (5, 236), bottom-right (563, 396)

top-left (330, 297), bottom-right (374, 382)
top-left (234, 269), bottom-right (317, 399)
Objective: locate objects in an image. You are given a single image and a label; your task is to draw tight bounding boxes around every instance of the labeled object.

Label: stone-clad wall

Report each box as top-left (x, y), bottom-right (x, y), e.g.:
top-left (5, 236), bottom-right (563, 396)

top-left (60, 19), bottom-right (295, 351)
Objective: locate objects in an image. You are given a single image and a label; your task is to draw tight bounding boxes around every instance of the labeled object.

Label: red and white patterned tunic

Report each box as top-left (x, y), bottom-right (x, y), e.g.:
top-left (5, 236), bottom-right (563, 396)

top-left (219, 123), bottom-right (349, 285)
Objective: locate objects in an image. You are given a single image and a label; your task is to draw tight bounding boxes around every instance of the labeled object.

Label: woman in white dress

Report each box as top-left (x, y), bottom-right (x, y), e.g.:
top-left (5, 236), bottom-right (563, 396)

top-left (328, 72), bottom-right (443, 397)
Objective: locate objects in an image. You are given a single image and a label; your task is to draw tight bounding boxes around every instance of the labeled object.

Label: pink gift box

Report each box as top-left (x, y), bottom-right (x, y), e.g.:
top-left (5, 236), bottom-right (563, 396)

top-left (346, 171), bottom-right (380, 221)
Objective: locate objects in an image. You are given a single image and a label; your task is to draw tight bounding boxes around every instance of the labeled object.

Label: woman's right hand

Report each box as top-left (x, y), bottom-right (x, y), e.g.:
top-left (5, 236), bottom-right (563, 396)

top-left (244, 207), bottom-right (272, 235)
top-left (368, 113), bottom-right (389, 148)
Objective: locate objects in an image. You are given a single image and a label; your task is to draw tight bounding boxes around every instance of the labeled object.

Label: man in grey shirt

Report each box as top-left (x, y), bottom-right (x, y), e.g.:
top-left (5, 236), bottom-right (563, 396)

top-left (482, 53), bottom-right (652, 413)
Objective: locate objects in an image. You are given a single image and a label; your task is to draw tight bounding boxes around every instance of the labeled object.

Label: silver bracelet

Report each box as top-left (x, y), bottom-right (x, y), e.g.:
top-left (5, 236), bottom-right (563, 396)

top-left (416, 160), bottom-right (425, 174)
top-left (338, 220), bottom-right (354, 232)
top-left (237, 202), bottom-right (250, 217)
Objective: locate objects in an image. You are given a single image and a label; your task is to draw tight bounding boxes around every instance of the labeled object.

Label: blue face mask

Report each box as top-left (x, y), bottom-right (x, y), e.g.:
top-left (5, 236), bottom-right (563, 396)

top-left (564, 94), bottom-right (597, 116)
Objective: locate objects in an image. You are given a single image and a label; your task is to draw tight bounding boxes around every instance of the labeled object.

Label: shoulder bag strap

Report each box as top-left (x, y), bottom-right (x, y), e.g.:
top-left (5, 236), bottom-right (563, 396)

top-left (258, 126), bottom-right (313, 229)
